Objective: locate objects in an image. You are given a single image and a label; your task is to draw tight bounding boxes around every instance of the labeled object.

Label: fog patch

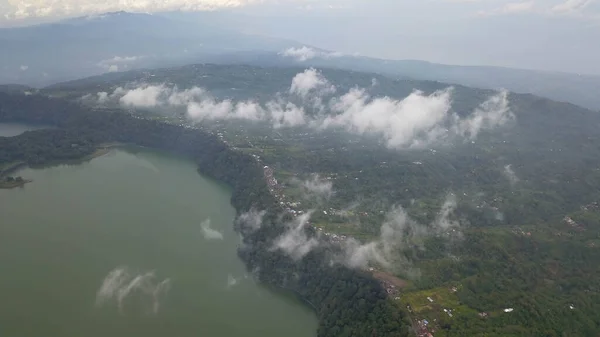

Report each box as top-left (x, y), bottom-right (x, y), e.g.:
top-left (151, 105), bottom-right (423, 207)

top-left (322, 88), bottom-right (454, 149)
top-left (236, 209), bottom-right (266, 232)
top-left (453, 90), bottom-right (514, 140)
top-left (293, 174), bottom-right (333, 203)
top-left (91, 72), bottom-right (513, 148)
top-left (96, 266), bottom-right (171, 315)
top-left (120, 84), bottom-right (168, 108)
top-left (273, 212), bottom-right (319, 261)
top-left (227, 274), bottom-right (239, 288)
top-left (338, 194), bottom-right (460, 273)
top-left (279, 46), bottom-right (344, 62)
top-left (200, 218), bottom-right (224, 240)
top-left (290, 68), bottom-right (336, 98)
top-left (266, 99), bottom-right (307, 128)
top-left (98, 56), bottom-right (144, 73)
top-left (503, 164), bottom-right (519, 185)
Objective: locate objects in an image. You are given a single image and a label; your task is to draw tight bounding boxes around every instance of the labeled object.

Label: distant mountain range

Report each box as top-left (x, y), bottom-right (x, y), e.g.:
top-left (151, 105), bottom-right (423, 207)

top-left (1, 11), bottom-right (600, 111)
top-left (197, 50), bottom-right (600, 111)
top-left (0, 11), bottom-right (303, 87)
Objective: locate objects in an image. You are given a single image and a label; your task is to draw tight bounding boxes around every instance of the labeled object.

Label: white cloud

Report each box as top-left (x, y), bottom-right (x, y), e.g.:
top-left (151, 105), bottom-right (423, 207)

top-left (298, 174), bottom-right (333, 201)
top-left (444, 0), bottom-right (482, 2)
top-left (96, 266), bottom-right (171, 315)
top-left (290, 68), bottom-right (335, 98)
top-left (266, 99), bottom-right (307, 128)
top-left (19, 65), bottom-right (28, 71)
top-left (227, 274), bottom-right (238, 288)
top-left (119, 84), bottom-right (167, 107)
top-left (167, 86), bottom-right (206, 105)
top-left (4, 0), bottom-right (265, 20)
top-left (340, 194), bottom-right (460, 271)
top-left (102, 83), bottom-right (266, 121)
top-left (477, 1), bottom-right (536, 16)
top-left (321, 88), bottom-right (454, 149)
top-left (273, 212), bottom-right (320, 260)
top-left (502, 1), bottom-right (535, 13)
top-left (453, 90), bottom-right (513, 140)
top-left (98, 55), bottom-right (144, 73)
top-left (551, 0), bottom-right (594, 13)
top-left (187, 98), bottom-right (235, 119)
top-left (503, 164), bottom-right (519, 185)
top-left (280, 46), bottom-right (318, 62)
top-left (279, 46), bottom-right (344, 62)
top-left (236, 209), bottom-right (266, 231)
top-left (94, 71), bottom-right (513, 147)
top-left (97, 91), bottom-right (109, 103)
top-left (200, 218), bottom-right (224, 240)
top-left (317, 86), bottom-right (513, 149)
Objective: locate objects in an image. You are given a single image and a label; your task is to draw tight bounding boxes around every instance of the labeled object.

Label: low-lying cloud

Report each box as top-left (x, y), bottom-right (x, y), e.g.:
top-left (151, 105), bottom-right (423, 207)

top-left (323, 88), bottom-right (454, 148)
top-left (227, 274), bottom-right (239, 288)
top-left (340, 194), bottom-right (460, 272)
top-left (266, 192), bottom-right (462, 272)
top-left (5, 0), bottom-right (264, 20)
top-left (503, 164), bottom-right (519, 185)
top-left (98, 56), bottom-right (143, 73)
top-left (290, 68), bottom-right (336, 98)
top-left (236, 209), bottom-right (266, 232)
top-left (453, 90), bottom-right (513, 140)
top-left (279, 46), bottom-right (344, 62)
top-left (295, 174), bottom-right (333, 202)
top-left (273, 212), bottom-right (319, 260)
top-left (200, 218), bottom-right (224, 240)
top-left (91, 69), bottom-right (514, 149)
top-left (96, 266), bottom-right (171, 315)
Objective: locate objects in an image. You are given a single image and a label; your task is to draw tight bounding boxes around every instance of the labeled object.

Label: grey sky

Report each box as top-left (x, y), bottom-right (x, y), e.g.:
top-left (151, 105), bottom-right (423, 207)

top-left (1, 0), bottom-right (599, 75)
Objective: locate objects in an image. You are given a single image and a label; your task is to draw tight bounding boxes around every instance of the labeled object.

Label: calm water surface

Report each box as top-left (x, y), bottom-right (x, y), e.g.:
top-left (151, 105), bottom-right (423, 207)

top-left (0, 148), bottom-right (317, 337)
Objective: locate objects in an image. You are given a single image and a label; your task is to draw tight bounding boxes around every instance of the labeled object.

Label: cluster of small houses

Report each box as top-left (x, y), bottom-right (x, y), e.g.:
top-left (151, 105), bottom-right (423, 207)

top-left (416, 319), bottom-right (435, 337)
top-left (510, 227), bottom-right (532, 237)
top-left (564, 216), bottom-right (586, 231)
top-left (580, 201), bottom-right (599, 212)
top-left (261, 165), bottom-right (353, 246)
top-left (263, 165), bottom-right (279, 193)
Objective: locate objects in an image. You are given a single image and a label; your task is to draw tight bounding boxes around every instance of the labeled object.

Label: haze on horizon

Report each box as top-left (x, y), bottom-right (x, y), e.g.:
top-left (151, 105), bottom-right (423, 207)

top-left (1, 0), bottom-right (599, 75)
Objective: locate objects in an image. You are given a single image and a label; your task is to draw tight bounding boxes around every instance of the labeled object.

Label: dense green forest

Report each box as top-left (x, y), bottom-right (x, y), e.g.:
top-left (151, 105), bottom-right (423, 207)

top-left (0, 92), bottom-right (411, 337)
top-left (4, 62), bottom-right (600, 336)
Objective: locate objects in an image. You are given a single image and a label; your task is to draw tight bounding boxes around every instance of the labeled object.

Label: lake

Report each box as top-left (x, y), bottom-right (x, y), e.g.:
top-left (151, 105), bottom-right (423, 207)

top-left (0, 148), bottom-right (317, 337)
top-left (0, 122), bottom-right (47, 137)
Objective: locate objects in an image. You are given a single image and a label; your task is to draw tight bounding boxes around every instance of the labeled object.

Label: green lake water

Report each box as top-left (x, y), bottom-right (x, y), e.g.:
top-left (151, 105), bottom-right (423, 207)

top-left (0, 146), bottom-right (317, 337)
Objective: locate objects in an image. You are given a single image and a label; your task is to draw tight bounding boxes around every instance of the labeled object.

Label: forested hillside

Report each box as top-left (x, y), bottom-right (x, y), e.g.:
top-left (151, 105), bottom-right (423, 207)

top-left (0, 92), bottom-right (411, 337)
top-left (3, 62), bottom-right (600, 336)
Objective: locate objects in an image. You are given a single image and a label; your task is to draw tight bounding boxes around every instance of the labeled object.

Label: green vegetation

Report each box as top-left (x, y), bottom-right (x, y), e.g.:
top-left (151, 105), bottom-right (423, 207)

top-left (5, 63), bottom-right (600, 336)
top-left (0, 92), bottom-right (411, 337)
top-left (0, 175), bottom-right (29, 188)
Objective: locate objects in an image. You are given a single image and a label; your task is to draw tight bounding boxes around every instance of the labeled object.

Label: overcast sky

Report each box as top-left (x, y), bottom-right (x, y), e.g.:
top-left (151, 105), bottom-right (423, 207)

top-left (1, 0), bottom-right (599, 75)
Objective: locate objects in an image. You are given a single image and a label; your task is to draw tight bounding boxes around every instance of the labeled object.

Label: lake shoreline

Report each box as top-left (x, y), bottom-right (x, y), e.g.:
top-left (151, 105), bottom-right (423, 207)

top-left (0, 147), bottom-right (318, 337)
top-left (0, 144), bottom-right (119, 188)
top-left (0, 162), bottom-right (27, 177)
top-left (0, 179), bottom-right (32, 189)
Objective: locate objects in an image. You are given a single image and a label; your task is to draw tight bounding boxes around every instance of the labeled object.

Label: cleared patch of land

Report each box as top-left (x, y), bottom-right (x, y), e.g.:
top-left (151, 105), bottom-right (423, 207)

top-left (372, 270), bottom-right (408, 289)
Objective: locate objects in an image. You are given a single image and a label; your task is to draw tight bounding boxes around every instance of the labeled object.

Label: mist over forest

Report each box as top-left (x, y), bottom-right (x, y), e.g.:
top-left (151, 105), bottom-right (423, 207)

top-left (2, 3), bottom-right (600, 337)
